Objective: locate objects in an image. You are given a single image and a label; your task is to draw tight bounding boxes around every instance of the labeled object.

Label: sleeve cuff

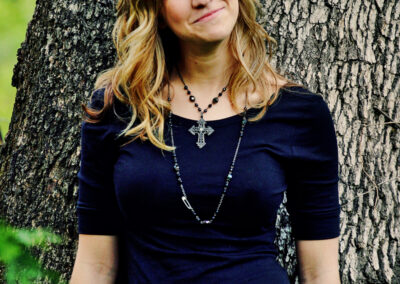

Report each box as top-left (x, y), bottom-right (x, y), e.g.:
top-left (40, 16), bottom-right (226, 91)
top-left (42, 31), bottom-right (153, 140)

top-left (77, 207), bottom-right (123, 235)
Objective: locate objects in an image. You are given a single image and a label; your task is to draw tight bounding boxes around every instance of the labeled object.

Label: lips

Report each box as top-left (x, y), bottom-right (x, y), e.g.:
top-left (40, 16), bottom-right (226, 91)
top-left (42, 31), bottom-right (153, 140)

top-left (194, 7), bottom-right (224, 23)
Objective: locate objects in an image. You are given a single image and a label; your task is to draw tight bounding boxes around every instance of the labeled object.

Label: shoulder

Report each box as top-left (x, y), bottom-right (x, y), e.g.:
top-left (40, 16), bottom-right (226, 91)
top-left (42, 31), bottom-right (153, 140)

top-left (87, 87), bottom-right (132, 124)
top-left (278, 85), bottom-right (325, 105)
top-left (82, 88), bottom-right (132, 145)
top-left (273, 85), bottom-right (333, 121)
top-left (88, 88), bottom-right (107, 110)
top-left (267, 86), bottom-right (337, 144)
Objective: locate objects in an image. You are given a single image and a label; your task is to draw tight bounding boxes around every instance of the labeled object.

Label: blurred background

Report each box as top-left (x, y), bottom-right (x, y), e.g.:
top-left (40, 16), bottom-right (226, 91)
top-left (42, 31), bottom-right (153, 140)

top-left (0, 0), bottom-right (35, 143)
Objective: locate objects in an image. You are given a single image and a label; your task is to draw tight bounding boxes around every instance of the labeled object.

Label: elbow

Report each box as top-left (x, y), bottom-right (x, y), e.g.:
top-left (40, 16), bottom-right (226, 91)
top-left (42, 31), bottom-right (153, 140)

top-left (70, 262), bottom-right (118, 284)
top-left (299, 269), bottom-right (341, 284)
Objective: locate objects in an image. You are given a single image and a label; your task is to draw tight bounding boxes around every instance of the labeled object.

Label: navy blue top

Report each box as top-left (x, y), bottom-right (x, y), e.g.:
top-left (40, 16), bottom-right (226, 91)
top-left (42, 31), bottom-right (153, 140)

top-left (76, 86), bottom-right (341, 283)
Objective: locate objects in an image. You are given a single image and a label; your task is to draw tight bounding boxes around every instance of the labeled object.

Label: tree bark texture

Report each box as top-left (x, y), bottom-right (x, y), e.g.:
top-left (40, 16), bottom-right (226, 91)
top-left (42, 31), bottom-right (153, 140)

top-left (0, 0), bottom-right (399, 283)
top-left (259, 1), bottom-right (400, 283)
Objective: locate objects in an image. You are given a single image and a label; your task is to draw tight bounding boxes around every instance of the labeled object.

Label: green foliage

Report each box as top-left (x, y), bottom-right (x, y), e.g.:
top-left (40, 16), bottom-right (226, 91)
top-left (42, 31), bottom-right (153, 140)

top-left (0, 219), bottom-right (67, 284)
top-left (0, 0), bottom-right (36, 138)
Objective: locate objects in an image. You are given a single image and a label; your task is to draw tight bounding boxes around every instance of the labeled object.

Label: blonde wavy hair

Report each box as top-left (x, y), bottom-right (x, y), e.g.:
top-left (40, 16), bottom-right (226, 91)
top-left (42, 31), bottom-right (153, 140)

top-left (82, 0), bottom-right (304, 151)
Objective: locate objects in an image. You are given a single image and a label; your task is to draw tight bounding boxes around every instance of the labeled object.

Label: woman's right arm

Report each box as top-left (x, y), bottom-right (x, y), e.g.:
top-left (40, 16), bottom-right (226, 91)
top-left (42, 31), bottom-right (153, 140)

top-left (70, 234), bottom-right (119, 283)
top-left (72, 89), bottom-right (124, 283)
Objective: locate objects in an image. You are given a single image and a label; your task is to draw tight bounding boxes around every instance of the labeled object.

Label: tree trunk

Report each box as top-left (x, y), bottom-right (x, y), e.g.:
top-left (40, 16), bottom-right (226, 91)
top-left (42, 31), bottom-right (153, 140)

top-left (0, 0), bottom-right (398, 283)
top-left (260, 0), bottom-right (400, 283)
top-left (0, 0), bottom-right (118, 282)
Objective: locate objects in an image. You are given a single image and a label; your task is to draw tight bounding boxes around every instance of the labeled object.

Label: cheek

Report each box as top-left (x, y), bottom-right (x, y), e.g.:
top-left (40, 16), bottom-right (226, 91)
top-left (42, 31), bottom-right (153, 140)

top-left (167, 11), bottom-right (183, 24)
top-left (231, 0), bottom-right (239, 19)
top-left (227, 0), bottom-right (239, 20)
top-left (163, 2), bottom-right (188, 28)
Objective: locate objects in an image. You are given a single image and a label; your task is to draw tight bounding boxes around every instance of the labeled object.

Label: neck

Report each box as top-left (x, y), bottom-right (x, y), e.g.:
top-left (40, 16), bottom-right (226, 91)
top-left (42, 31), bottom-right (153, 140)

top-left (174, 38), bottom-right (234, 94)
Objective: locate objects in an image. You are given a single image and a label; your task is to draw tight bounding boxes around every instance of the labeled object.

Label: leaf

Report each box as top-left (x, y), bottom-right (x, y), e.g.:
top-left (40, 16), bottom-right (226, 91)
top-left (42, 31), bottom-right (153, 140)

top-left (0, 240), bottom-right (21, 262)
top-left (14, 228), bottom-right (63, 247)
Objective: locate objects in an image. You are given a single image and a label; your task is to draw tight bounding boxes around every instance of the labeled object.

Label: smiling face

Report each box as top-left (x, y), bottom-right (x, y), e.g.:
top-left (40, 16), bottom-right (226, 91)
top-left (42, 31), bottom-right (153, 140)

top-left (160, 0), bottom-right (239, 44)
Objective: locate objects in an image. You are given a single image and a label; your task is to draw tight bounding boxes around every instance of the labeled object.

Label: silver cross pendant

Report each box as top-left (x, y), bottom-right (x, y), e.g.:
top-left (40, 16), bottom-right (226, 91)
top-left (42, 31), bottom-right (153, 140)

top-left (188, 117), bottom-right (214, 149)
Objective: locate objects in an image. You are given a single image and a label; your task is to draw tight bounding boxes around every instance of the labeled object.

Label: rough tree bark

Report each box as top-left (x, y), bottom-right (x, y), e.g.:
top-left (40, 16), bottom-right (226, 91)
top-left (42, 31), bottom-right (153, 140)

top-left (0, 0), bottom-right (398, 283)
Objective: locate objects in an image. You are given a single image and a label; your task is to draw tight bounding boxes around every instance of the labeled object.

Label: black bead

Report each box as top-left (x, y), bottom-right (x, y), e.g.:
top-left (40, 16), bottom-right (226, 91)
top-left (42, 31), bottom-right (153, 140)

top-left (187, 91), bottom-right (191, 95)
top-left (189, 96), bottom-right (195, 102)
top-left (184, 85), bottom-right (188, 90)
top-left (195, 103), bottom-right (198, 107)
top-left (198, 107), bottom-right (201, 111)
top-left (208, 104), bottom-right (212, 108)
top-left (218, 92), bottom-right (223, 97)
top-left (212, 97), bottom-right (219, 104)
top-left (204, 109), bottom-right (207, 113)
top-left (222, 87), bottom-right (227, 92)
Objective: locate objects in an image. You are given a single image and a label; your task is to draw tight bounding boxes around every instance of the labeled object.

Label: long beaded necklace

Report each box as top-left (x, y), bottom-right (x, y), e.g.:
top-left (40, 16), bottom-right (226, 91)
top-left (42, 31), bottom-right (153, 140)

top-left (166, 71), bottom-right (249, 225)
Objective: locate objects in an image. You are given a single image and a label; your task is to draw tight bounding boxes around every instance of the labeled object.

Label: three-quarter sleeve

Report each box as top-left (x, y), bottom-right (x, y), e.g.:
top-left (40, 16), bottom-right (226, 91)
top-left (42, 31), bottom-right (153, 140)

top-left (76, 88), bottom-right (123, 235)
top-left (285, 94), bottom-right (341, 240)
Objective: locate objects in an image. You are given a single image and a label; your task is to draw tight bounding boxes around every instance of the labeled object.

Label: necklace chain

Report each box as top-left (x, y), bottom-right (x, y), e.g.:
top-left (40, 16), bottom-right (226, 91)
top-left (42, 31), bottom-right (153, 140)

top-left (167, 70), bottom-right (249, 225)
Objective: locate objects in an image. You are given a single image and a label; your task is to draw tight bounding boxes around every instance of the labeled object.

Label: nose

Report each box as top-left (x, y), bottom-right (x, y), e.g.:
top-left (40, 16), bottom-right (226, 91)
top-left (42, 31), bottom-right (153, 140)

top-left (192, 0), bottom-right (211, 8)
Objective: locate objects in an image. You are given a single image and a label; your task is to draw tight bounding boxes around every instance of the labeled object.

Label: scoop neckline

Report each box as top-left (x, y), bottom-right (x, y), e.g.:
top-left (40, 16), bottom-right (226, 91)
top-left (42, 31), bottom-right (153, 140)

top-left (169, 108), bottom-right (254, 128)
top-left (166, 86), bottom-right (293, 128)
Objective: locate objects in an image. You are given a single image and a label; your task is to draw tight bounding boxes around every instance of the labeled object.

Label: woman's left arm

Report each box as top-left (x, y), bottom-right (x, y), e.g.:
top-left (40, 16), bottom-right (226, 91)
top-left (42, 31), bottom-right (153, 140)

top-left (284, 92), bottom-right (342, 284)
top-left (296, 237), bottom-right (341, 284)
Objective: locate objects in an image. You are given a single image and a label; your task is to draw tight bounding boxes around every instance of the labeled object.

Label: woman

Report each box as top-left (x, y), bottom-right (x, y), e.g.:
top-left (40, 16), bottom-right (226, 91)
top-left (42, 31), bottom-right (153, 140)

top-left (71, 0), bottom-right (341, 283)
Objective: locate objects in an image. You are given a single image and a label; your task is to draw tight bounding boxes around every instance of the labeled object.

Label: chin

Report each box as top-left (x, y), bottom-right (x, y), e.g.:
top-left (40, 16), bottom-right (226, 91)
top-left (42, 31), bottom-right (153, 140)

top-left (198, 28), bottom-right (234, 43)
top-left (200, 35), bottom-right (230, 43)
